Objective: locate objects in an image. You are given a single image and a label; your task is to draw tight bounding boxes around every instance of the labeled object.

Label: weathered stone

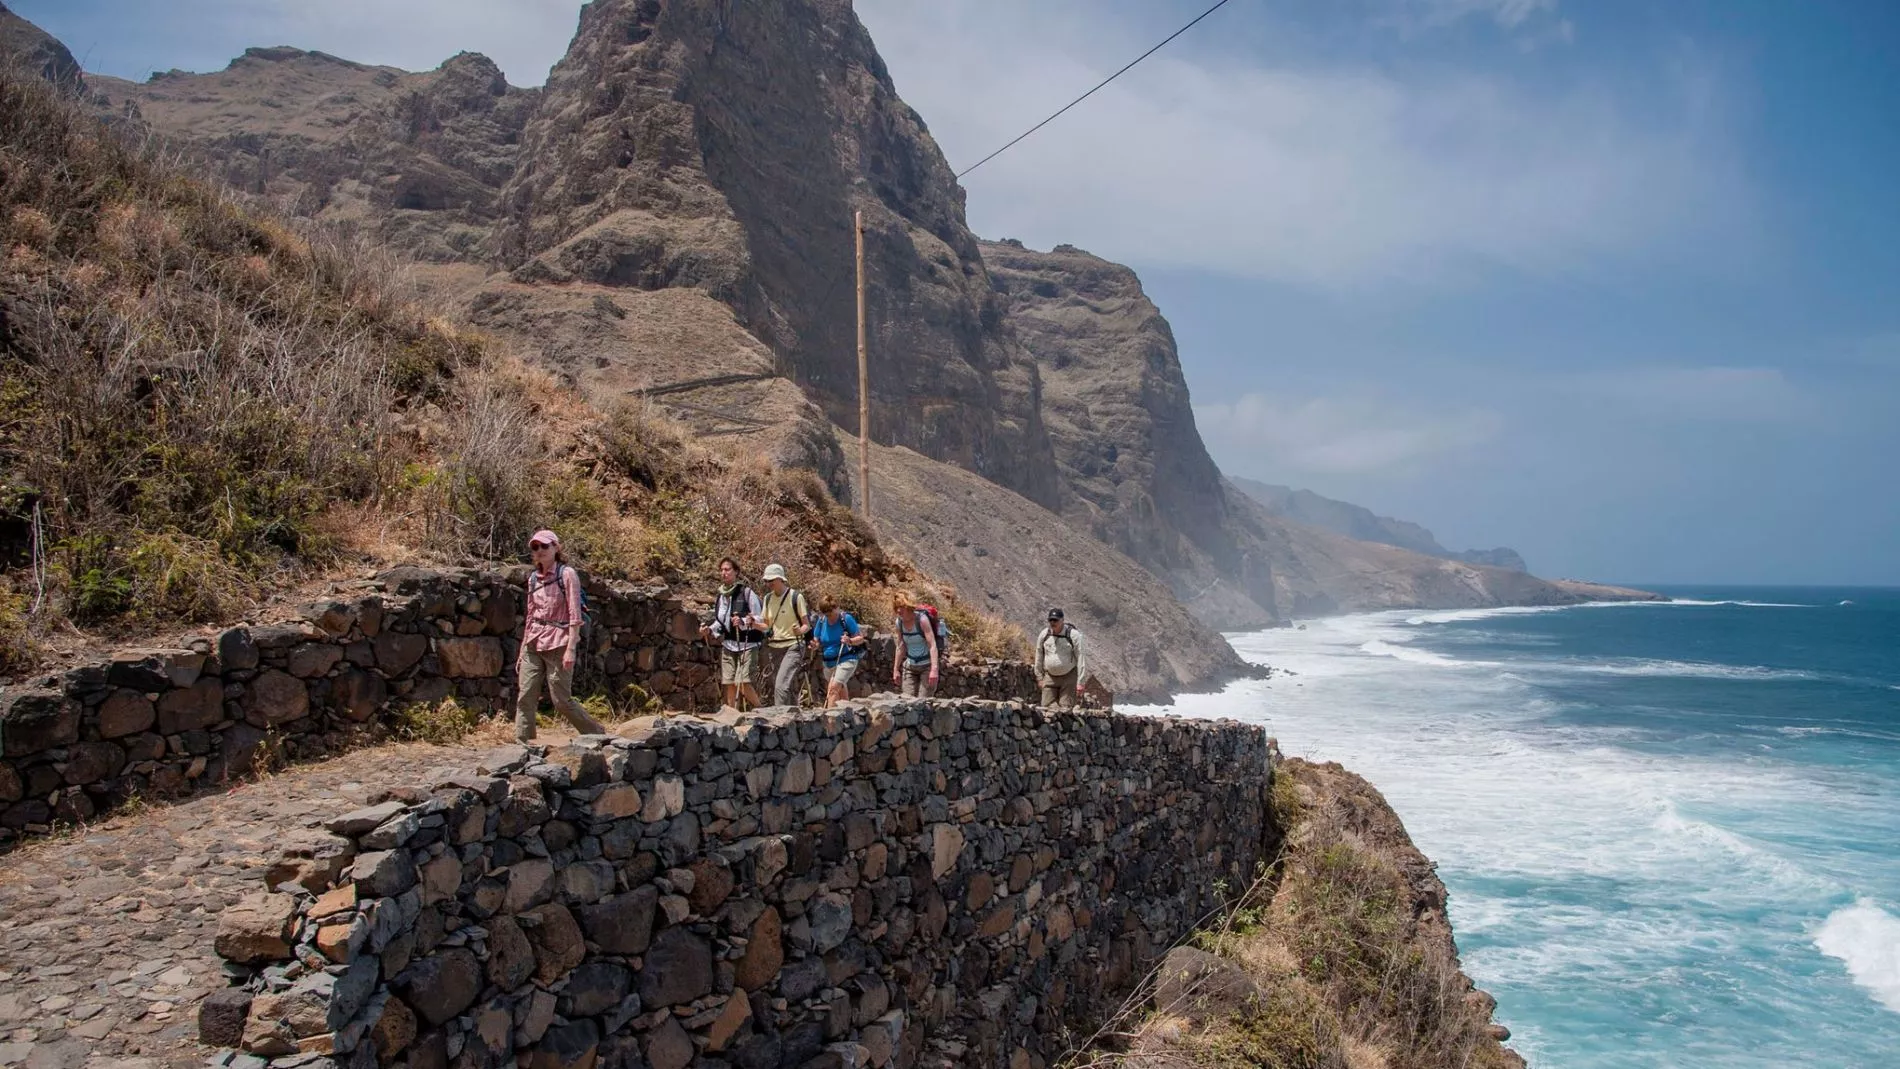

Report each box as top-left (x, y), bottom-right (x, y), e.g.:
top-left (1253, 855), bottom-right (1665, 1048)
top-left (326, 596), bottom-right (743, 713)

top-left (0, 762), bottom-right (20, 804)
top-left (198, 987), bottom-right (253, 1047)
top-left (978, 903), bottom-right (1015, 939)
top-left (530, 1020), bottom-right (600, 1069)
top-left (560, 859), bottom-right (614, 905)
top-left (371, 996), bottom-right (417, 1063)
top-left (706, 992), bottom-right (754, 1053)
top-left (779, 754), bottom-right (814, 795)
top-left (734, 905), bottom-right (784, 991)
top-left (643, 1016), bottom-right (693, 1069)
top-left (266, 832), bottom-right (358, 894)
top-left (331, 668), bottom-right (388, 723)
top-left (591, 783), bottom-right (641, 820)
top-left (420, 853), bottom-right (462, 905)
top-left (502, 857), bottom-right (555, 913)
top-left (521, 902), bottom-right (586, 983)
top-left (577, 885), bottom-right (657, 955)
top-left (562, 962), bottom-right (630, 1017)
top-left (1, 688), bottom-right (79, 756)
top-left (688, 857), bottom-right (735, 914)
top-left (304, 600), bottom-right (354, 636)
top-left (436, 637), bottom-right (503, 678)
top-left (1153, 947), bottom-right (1263, 1024)
top-left (215, 892), bottom-right (299, 964)
top-left (218, 627), bottom-right (260, 671)
top-left (637, 926), bottom-right (713, 1008)
top-left (288, 642), bottom-right (344, 679)
top-left (469, 996), bottom-right (515, 1065)
top-left (61, 741), bottom-right (124, 786)
top-left (350, 849), bottom-right (417, 898)
top-left (484, 914), bottom-right (535, 991)
top-left (244, 670), bottom-right (309, 727)
top-left (97, 689), bottom-right (156, 739)
top-left (392, 948), bottom-right (482, 1027)
top-left (930, 823), bottom-right (964, 880)
top-left (808, 893), bottom-right (853, 953)
top-left (640, 774), bottom-right (684, 821)
top-left (373, 632), bottom-right (428, 675)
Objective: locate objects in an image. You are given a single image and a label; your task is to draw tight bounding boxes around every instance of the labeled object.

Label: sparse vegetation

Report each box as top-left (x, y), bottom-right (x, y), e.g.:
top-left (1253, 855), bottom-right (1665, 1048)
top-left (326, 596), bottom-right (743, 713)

top-left (1074, 761), bottom-right (1519, 1069)
top-left (389, 697), bottom-right (483, 745)
top-left (0, 66), bottom-right (1026, 675)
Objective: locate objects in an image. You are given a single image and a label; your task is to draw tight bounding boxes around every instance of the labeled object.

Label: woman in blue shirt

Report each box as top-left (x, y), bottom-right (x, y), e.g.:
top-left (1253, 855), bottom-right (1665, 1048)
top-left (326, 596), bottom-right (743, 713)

top-left (809, 597), bottom-right (867, 707)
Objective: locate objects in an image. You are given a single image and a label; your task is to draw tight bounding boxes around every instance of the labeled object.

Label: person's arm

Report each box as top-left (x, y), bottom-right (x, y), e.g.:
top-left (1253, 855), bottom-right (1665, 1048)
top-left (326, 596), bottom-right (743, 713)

top-left (1075, 629), bottom-right (1088, 686)
top-left (844, 617), bottom-right (865, 647)
top-left (707, 594), bottom-right (727, 641)
top-left (561, 569), bottom-right (583, 666)
top-left (925, 612), bottom-right (940, 681)
top-left (796, 594), bottom-right (812, 638)
top-left (1033, 628), bottom-right (1047, 680)
top-left (891, 617), bottom-right (902, 682)
top-left (745, 589), bottom-right (764, 635)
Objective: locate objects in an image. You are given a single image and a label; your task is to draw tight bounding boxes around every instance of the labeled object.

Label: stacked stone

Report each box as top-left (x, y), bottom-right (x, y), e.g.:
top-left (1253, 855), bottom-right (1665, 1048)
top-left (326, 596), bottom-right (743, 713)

top-left (199, 698), bottom-right (1271, 1069)
top-left (1, 568), bottom-right (1041, 850)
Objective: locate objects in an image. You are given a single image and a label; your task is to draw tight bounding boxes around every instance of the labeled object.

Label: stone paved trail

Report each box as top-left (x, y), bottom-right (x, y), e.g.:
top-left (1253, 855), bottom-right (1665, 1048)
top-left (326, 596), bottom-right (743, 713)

top-left (0, 735), bottom-right (570, 1069)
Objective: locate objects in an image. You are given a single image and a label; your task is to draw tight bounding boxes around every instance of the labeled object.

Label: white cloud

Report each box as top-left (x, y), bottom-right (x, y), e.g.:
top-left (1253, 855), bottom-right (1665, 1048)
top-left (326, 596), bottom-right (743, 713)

top-left (1195, 392), bottom-right (1503, 476)
top-left (856, 1), bottom-right (1750, 290)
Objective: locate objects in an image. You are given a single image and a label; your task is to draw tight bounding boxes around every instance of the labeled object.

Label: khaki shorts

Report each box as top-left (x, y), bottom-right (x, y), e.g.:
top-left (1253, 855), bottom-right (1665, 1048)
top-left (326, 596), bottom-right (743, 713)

top-left (825, 659), bottom-right (859, 688)
top-left (720, 646), bottom-right (759, 686)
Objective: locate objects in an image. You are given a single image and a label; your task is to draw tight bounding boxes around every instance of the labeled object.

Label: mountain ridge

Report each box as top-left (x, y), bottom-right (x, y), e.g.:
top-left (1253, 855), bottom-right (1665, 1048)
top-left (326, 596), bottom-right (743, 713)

top-left (1232, 476), bottom-right (1530, 573)
top-left (2, 0), bottom-right (1662, 696)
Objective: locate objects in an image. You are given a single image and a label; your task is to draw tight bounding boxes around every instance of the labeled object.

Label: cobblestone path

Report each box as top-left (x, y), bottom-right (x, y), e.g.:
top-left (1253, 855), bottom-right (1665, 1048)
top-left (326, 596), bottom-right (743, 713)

top-left (0, 737), bottom-right (563, 1069)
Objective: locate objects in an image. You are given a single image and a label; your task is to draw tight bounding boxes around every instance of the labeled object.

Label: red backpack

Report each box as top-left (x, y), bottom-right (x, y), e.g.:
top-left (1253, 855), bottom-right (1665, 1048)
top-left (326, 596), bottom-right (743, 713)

top-left (913, 603), bottom-right (951, 658)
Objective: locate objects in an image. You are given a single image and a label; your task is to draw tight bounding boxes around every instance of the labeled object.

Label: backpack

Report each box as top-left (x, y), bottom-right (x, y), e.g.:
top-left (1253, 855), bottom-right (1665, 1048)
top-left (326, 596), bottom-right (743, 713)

top-left (722, 583), bottom-right (767, 644)
top-left (913, 603), bottom-right (951, 658)
top-left (1042, 628), bottom-right (1077, 670)
top-left (532, 564), bottom-right (593, 628)
top-left (763, 587), bottom-right (809, 641)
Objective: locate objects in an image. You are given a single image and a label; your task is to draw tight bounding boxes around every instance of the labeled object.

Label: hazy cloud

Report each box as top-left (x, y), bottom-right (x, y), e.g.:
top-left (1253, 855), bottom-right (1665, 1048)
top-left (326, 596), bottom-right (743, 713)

top-left (857, 1), bottom-right (1748, 290)
top-left (1561, 365), bottom-right (1814, 423)
top-left (1195, 392), bottom-right (1504, 476)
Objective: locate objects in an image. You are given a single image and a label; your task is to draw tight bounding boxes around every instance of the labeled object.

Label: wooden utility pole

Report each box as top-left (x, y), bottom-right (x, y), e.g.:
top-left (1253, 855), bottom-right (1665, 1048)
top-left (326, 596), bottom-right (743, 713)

top-left (855, 210), bottom-right (871, 519)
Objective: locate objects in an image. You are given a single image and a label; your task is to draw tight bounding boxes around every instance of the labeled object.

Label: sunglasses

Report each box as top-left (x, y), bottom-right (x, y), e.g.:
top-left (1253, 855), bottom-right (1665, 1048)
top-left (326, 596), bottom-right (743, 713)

top-left (530, 542), bottom-right (551, 550)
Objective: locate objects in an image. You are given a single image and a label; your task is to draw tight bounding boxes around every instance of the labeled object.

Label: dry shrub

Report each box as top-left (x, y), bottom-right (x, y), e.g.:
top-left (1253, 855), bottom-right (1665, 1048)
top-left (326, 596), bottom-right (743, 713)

top-left (0, 67), bottom-right (466, 633)
top-left (390, 698), bottom-right (483, 744)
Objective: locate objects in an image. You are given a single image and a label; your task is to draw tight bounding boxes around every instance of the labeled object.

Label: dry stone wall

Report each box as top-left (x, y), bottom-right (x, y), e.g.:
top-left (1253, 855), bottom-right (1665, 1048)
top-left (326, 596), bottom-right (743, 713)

top-left (202, 699), bottom-right (1274, 1069)
top-left (0, 567), bottom-right (1036, 848)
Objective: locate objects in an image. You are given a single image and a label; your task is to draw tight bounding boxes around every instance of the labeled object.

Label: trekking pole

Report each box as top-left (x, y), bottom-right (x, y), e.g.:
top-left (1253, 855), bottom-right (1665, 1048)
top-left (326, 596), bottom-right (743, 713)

top-left (855, 209), bottom-right (871, 520)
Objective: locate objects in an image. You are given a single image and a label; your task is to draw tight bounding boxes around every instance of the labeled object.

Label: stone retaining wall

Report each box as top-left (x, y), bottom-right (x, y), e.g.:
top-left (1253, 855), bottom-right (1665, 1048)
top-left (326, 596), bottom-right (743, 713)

top-left (0, 567), bottom-right (1038, 847)
top-left (202, 698), bottom-right (1274, 1069)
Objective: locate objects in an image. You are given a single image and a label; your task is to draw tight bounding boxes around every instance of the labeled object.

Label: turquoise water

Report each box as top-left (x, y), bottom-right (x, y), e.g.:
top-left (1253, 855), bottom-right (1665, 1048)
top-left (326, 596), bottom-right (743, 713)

top-left (1128, 588), bottom-right (1900, 1067)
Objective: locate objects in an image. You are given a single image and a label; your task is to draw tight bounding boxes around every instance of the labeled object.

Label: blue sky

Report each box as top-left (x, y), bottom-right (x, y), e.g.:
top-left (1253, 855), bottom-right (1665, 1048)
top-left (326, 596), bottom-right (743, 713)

top-left (21, 0), bottom-right (1899, 585)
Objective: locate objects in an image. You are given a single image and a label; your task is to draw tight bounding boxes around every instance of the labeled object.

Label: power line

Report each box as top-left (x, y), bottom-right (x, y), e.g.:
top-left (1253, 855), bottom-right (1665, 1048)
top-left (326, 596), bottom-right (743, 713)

top-left (955, 0), bottom-right (1238, 179)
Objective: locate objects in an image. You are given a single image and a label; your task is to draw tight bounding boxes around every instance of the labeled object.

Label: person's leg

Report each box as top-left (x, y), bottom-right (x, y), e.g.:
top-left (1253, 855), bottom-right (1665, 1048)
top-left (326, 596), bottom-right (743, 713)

top-left (1057, 670), bottom-right (1078, 711)
top-left (829, 659), bottom-right (858, 707)
top-left (545, 651), bottom-right (607, 735)
top-left (736, 648), bottom-right (762, 709)
top-left (719, 649), bottom-right (739, 710)
top-left (919, 668), bottom-right (938, 700)
top-left (772, 644), bottom-right (803, 707)
top-left (1039, 676), bottom-right (1059, 707)
top-left (899, 661), bottom-right (918, 698)
top-left (515, 646), bottom-right (547, 741)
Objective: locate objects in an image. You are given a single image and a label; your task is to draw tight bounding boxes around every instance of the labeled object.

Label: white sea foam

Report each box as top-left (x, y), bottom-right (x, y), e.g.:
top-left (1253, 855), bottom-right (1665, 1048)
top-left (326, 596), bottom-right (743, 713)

top-left (1160, 604), bottom-right (1900, 1062)
top-left (1816, 902), bottom-right (1900, 1013)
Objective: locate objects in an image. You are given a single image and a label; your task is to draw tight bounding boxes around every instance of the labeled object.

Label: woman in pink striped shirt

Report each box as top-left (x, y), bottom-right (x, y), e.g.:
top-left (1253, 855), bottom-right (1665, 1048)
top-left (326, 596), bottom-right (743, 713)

top-left (514, 529), bottom-right (607, 742)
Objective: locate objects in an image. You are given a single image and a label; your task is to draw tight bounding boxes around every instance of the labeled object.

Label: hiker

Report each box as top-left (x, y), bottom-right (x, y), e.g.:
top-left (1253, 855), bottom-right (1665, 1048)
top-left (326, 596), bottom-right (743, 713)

top-left (699, 557), bottom-right (765, 710)
top-left (809, 596), bottom-right (867, 707)
top-left (1034, 607), bottom-right (1088, 710)
top-left (514, 529), bottom-right (608, 742)
top-left (759, 563), bottom-right (814, 707)
top-left (891, 590), bottom-right (941, 698)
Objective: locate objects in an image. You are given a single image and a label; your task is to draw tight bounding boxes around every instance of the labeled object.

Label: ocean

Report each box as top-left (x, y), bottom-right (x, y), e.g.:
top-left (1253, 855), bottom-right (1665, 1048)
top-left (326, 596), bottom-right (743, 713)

top-left (1127, 587), bottom-right (1900, 1068)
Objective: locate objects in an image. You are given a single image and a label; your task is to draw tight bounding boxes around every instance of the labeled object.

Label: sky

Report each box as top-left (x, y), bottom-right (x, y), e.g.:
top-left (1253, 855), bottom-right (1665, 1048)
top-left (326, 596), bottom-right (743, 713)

top-left (18, 0), bottom-right (1900, 586)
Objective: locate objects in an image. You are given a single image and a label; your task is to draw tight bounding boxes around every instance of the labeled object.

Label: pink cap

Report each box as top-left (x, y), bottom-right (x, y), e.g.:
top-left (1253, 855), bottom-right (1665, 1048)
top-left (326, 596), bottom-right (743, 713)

top-left (530, 529), bottom-right (560, 547)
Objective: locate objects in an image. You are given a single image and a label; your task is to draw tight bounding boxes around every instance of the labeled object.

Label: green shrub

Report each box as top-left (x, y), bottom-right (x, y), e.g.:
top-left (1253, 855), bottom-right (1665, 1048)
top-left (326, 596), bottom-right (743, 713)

top-left (391, 698), bottom-right (482, 744)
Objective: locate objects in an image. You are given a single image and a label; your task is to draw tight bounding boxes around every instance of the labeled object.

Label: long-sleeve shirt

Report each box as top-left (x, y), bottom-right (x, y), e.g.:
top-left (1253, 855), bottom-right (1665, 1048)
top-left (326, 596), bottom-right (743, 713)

top-left (524, 565), bottom-right (583, 653)
top-left (1034, 624), bottom-right (1087, 684)
top-left (710, 585), bottom-right (764, 652)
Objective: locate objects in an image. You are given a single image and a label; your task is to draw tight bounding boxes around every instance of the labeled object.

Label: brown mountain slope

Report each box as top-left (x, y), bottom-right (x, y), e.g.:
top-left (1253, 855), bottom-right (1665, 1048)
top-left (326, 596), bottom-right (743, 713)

top-left (1232, 476), bottom-right (1529, 573)
top-left (87, 47), bottom-right (539, 263)
top-left (863, 439), bottom-right (1249, 701)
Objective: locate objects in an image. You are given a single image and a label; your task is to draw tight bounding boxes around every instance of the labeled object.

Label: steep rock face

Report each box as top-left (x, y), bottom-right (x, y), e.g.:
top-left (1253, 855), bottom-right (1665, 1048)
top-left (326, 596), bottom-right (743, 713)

top-left (85, 48), bottom-right (539, 263)
top-left (981, 240), bottom-right (1277, 627)
top-left (0, 1), bottom-right (82, 91)
top-left (493, 0), bottom-right (1058, 508)
top-left (1232, 477), bottom-right (1528, 573)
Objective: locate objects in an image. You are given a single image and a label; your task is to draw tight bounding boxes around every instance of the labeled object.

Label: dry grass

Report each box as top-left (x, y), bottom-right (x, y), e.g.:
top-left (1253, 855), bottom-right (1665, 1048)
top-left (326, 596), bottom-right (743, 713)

top-left (0, 65), bottom-right (1029, 674)
top-left (1075, 763), bottom-right (1518, 1069)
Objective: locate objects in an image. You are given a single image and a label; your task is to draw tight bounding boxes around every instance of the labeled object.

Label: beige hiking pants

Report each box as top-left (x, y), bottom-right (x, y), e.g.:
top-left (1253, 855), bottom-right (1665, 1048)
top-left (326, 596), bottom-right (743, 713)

top-left (515, 644), bottom-right (607, 742)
